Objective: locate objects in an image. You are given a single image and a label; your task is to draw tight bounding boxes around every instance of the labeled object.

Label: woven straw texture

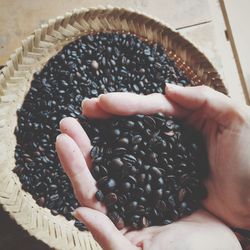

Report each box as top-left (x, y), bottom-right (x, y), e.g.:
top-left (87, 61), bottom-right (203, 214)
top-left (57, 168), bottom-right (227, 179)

top-left (0, 7), bottom-right (227, 250)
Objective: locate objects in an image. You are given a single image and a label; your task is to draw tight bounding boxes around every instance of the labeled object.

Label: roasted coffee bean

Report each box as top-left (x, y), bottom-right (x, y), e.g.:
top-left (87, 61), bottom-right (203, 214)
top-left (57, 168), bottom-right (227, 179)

top-left (178, 188), bottom-right (187, 202)
top-left (91, 60), bottom-right (99, 70)
top-left (143, 115), bottom-right (156, 129)
top-left (51, 209), bottom-right (59, 216)
top-left (108, 211), bottom-right (125, 229)
top-left (118, 195), bottom-right (127, 206)
top-left (14, 32), bottom-right (207, 231)
top-left (121, 182), bottom-right (131, 191)
top-left (138, 196), bottom-right (147, 204)
top-left (127, 175), bottom-right (137, 184)
top-left (127, 201), bottom-right (138, 211)
top-left (137, 173), bottom-right (146, 184)
top-left (90, 146), bottom-right (101, 159)
top-left (145, 184), bottom-right (152, 195)
top-left (37, 197), bottom-right (45, 207)
top-left (122, 154), bottom-right (137, 164)
top-left (50, 194), bottom-right (59, 202)
top-left (117, 137), bottom-right (130, 147)
top-left (150, 166), bottom-right (162, 177)
top-left (152, 189), bottom-right (163, 201)
top-left (110, 158), bottom-right (124, 170)
top-left (161, 219), bottom-right (172, 225)
top-left (104, 192), bottom-right (118, 206)
top-left (134, 187), bottom-right (144, 196)
top-left (113, 147), bottom-right (127, 155)
top-left (97, 177), bottom-right (116, 193)
top-left (95, 190), bottom-right (104, 202)
top-left (131, 135), bottom-right (142, 145)
top-left (74, 220), bottom-right (87, 231)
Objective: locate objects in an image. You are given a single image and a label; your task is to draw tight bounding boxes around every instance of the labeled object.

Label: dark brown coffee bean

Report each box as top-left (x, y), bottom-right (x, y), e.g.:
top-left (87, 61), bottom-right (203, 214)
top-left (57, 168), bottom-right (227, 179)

top-left (118, 137), bottom-right (129, 147)
top-left (110, 158), bottom-right (124, 170)
top-left (152, 189), bottom-right (163, 201)
top-left (138, 196), bottom-right (147, 204)
top-left (121, 182), bottom-right (131, 191)
top-left (131, 135), bottom-right (142, 145)
top-left (138, 173), bottom-right (146, 184)
top-left (37, 197), bottom-right (45, 207)
top-left (104, 193), bottom-right (118, 206)
top-left (155, 200), bottom-right (167, 213)
top-left (178, 188), bottom-right (187, 202)
top-left (90, 146), bottom-right (101, 159)
top-left (127, 175), bottom-right (137, 184)
top-left (95, 190), bottom-right (104, 202)
top-left (50, 194), bottom-right (59, 202)
top-left (145, 184), bottom-right (152, 195)
top-left (97, 177), bottom-right (116, 192)
top-left (51, 209), bottom-right (59, 216)
top-left (150, 167), bottom-right (162, 177)
top-left (127, 201), bottom-right (138, 211)
top-left (91, 60), bottom-right (99, 70)
top-left (122, 154), bottom-right (137, 164)
top-left (118, 195), bottom-right (127, 206)
top-left (143, 115), bottom-right (156, 129)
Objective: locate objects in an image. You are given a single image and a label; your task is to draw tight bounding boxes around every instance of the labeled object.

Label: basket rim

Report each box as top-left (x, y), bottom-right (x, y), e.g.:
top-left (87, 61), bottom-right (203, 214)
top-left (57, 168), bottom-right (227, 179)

top-left (0, 6), bottom-right (227, 250)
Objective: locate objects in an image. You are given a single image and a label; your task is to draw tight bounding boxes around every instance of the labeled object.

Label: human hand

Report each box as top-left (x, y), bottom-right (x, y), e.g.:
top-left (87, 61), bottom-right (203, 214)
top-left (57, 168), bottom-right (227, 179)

top-left (56, 117), bottom-right (241, 250)
top-left (79, 84), bottom-right (250, 230)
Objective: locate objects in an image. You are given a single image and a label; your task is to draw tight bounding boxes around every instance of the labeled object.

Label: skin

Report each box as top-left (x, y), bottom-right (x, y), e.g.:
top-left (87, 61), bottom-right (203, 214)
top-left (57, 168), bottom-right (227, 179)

top-left (55, 84), bottom-right (250, 249)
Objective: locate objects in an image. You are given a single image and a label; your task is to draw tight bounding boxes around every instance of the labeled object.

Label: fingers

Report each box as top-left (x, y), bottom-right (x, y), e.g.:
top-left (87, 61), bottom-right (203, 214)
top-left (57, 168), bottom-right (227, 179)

top-left (56, 134), bottom-right (106, 213)
top-left (165, 84), bottom-right (240, 127)
top-left (74, 207), bottom-right (140, 250)
top-left (60, 117), bottom-right (92, 167)
top-left (82, 97), bottom-right (111, 119)
top-left (82, 92), bottom-right (188, 118)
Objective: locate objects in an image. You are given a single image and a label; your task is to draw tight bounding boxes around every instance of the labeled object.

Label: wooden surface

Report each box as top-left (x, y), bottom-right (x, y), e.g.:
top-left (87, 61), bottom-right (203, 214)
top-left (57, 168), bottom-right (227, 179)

top-left (220, 0), bottom-right (250, 103)
top-left (0, 0), bottom-right (246, 249)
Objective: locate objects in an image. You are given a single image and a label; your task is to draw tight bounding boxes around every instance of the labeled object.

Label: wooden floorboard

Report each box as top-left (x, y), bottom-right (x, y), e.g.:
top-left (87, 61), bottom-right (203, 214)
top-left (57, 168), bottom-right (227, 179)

top-left (220, 0), bottom-right (250, 103)
top-left (0, 0), bottom-right (211, 65)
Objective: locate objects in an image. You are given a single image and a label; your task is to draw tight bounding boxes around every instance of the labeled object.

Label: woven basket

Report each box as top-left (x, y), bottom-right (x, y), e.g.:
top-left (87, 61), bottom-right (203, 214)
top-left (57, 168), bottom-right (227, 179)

top-left (0, 7), bottom-right (227, 250)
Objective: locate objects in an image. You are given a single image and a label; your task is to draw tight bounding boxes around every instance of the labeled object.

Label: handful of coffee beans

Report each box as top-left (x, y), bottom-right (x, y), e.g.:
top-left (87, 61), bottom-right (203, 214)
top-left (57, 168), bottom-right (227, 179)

top-left (14, 32), bottom-right (207, 231)
top-left (79, 113), bottom-right (208, 229)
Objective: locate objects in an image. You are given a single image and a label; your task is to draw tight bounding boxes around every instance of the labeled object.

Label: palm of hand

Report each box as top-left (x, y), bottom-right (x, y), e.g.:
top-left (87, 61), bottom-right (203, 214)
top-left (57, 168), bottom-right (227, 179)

top-left (121, 209), bottom-right (240, 250)
top-left (203, 118), bottom-right (250, 228)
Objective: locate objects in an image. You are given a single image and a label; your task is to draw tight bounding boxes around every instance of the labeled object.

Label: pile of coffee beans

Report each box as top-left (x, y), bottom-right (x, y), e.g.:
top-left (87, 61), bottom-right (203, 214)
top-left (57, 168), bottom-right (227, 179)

top-left (13, 32), bottom-right (205, 231)
top-left (80, 113), bottom-right (208, 229)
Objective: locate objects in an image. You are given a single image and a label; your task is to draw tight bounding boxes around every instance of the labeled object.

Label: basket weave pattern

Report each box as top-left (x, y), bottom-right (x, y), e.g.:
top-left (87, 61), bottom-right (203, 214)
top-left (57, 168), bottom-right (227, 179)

top-left (0, 7), bottom-right (226, 250)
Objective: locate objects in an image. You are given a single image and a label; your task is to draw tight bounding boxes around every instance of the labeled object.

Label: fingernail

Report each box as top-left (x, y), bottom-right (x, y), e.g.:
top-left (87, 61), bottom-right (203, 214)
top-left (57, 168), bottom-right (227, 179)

top-left (81, 98), bottom-right (89, 109)
top-left (59, 117), bottom-right (66, 126)
top-left (98, 93), bottom-right (104, 100)
top-left (56, 134), bottom-right (63, 142)
top-left (165, 83), bottom-right (182, 91)
top-left (56, 133), bottom-right (67, 142)
top-left (71, 210), bottom-right (77, 218)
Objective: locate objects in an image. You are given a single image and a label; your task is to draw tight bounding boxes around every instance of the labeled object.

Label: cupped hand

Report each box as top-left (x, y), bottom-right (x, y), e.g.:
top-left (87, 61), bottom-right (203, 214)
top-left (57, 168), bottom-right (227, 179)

top-left (78, 84), bottom-right (250, 229)
top-left (56, 117), bottom-right (241, 250)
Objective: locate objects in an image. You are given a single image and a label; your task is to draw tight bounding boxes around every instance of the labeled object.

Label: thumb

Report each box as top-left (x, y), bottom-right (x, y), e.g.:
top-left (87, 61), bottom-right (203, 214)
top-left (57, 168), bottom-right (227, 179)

top-left (165, 84), bottom-right (241, 128)
top-left (73, 207), bottom-right (140, 250)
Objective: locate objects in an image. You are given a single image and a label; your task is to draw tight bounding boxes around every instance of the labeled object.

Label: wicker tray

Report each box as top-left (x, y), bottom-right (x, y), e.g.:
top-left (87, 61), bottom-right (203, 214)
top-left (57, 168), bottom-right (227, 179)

top-left (0, 7), bottom-right (227, 250)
